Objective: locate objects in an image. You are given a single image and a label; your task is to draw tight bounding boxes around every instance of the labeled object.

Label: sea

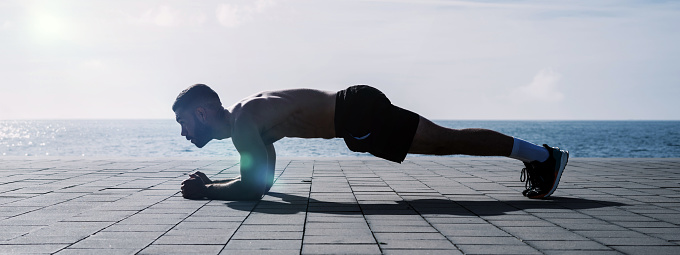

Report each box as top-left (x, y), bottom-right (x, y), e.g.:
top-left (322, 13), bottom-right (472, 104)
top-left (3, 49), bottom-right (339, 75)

top-left (1, 120), bottom-right (679, 158)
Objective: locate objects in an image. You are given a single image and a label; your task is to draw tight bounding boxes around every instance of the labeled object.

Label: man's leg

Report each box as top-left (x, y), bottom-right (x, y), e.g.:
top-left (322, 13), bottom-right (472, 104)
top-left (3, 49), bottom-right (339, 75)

top-left (407, 116), bottom-right (568, 199)
top-left (408, 117), bottom-right (515, 156)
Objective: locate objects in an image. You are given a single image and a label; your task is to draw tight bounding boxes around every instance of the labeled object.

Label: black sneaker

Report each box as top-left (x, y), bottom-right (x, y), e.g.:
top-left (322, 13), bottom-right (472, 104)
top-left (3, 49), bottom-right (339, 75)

top-left (520, 144), bottom-right (569, 199)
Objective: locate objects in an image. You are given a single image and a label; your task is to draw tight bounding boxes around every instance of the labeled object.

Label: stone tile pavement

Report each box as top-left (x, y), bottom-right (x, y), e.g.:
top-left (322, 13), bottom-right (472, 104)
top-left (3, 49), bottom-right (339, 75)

top-left (1, 157), bottom-right (679, 254)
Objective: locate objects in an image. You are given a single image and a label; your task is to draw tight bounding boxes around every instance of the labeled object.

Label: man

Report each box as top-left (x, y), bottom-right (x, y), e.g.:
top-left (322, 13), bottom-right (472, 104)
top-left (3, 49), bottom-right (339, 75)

top-left (176, 84), bottom-right (568, 200)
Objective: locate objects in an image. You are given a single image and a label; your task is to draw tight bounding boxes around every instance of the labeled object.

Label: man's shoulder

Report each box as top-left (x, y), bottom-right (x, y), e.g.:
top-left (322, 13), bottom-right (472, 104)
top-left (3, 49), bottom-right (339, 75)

top-left (230, 97), bottom-right (279, 131)
top-left (229, 113), bottom-right (261, 147)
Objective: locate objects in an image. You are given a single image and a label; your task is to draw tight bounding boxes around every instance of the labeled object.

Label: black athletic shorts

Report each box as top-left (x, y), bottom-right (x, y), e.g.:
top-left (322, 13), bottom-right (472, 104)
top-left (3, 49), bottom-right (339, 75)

top-left (334, 85), bottom-right (420, 163)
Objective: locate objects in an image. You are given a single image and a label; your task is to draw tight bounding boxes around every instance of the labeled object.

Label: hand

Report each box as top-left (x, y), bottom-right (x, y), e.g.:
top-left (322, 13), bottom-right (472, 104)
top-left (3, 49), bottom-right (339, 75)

top-left (190, 171), bottom-right (213, 184)
top-left (181, 176), bottom-right (208, 199)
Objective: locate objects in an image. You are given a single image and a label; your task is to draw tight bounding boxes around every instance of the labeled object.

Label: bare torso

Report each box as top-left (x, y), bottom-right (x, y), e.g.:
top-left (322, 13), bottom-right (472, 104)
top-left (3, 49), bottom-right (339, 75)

top-left (226, 88), bottom-right (337, 144)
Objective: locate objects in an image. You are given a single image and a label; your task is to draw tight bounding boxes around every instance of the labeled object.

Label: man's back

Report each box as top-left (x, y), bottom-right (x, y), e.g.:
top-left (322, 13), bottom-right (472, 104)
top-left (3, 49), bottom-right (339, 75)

top-left (229, 88), bottom-right (337, 144)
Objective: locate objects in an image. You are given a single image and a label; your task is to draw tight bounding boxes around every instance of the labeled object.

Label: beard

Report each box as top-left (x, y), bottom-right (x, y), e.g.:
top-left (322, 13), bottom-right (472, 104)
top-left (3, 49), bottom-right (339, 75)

top-left (191, 115), bottom-right (213, 148)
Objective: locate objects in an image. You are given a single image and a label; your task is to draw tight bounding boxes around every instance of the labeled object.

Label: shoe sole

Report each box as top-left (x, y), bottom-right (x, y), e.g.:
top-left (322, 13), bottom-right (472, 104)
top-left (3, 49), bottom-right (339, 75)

top-left (529, 149), bottom-right (569, 199)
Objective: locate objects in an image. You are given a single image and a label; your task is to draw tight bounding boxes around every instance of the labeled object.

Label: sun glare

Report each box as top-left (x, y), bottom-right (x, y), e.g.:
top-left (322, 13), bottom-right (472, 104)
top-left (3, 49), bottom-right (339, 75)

top-left (30, 10), bottom-right (69, 42)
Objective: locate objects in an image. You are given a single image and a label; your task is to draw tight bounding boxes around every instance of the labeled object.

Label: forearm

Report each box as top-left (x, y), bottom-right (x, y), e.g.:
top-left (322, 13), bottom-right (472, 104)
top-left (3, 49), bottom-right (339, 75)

top-left (204, 180), bottom-right (264, 200)
top-left (209, 176), bottom-right (240, 184)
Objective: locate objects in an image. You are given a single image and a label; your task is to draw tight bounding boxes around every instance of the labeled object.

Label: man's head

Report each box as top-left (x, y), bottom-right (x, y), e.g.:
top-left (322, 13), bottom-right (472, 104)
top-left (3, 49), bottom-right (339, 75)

top-left (173, 84), bottom-right (225, 148)
top-left (172, 84), bottom-right (222, 113)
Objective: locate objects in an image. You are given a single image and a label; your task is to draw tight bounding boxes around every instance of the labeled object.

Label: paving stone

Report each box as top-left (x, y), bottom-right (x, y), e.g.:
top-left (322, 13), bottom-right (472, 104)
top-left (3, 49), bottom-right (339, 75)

top-left (457, 244), bottom-right (542, 254)
top-left (488, 219), bottom-right (556, 227)
top-left (382, 249), bottom-right (463, 255)
top-left (447, 236), bottom-right (525, 245)
top-left (613, 221), bottom-right (677, 228)
top-left (0, 234), bottom-right (83, 245)
top-left (525, 240), bottom-right (611, 250)
top-left (103, 224), bottom-right (175, 232)
top-left (153, 234), bottom-right (231, 245)
top-left (588, 236), bottom-right (673, 246)
top-left (301, 244), bottom-right (381, 255)
top-left (573, 230), bottom-right (651, 238)
top-left (378, 239), bottom-right (457, 249)
top-left (371, 225), bottom-right (439, 233)
top-left (69, 236), bottom-right (157, 249)
top-left (0, 244), bottom-right (68, 253)
top-left (223, 239), bottom-right (302, 250)
top-left (304, 234), bottom-right (375, 244)
top-left (237, 224), bottom-right (304, 232)
top-left (440, 225), bottom-right (512, 237)
top-left (541, 251), bottom-right (623, 255)
top-left (29, 222), bottom-right (113, 237)
top-left (304, 228), bottom-right (374, 236)
top-left (55, 248), bottom-right (140, 255)
top-left (305, 222), bottom-right (369, 229)
top-left (138, 244), bottom-right (224, 254)
top-left (374, 232), bottom-right (448, 241)
top-left (501, 226), bottom-right (589, 241)
top-left (232, 231), bottom-right (303, 240)
top-left (611, 245), bottom-right (680, 255)
top-left (219, 250), bottom-right (300, 255)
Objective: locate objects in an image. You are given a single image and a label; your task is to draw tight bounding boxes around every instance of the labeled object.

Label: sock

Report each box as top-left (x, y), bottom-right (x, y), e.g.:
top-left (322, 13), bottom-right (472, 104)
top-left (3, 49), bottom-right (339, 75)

top-left (509, 137), bottom-right (549, 163)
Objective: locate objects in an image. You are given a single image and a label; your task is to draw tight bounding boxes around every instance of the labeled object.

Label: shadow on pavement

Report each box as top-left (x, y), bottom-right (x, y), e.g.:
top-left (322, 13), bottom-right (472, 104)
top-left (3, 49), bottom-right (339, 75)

top-left (223, 192), bottom-right (627, 216)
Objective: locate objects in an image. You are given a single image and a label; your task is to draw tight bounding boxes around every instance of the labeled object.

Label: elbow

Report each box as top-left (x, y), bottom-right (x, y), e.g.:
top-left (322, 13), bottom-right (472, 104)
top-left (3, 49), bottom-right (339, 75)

top-left (244, 189), bottom-right (264, 200)
top-left (240, 175), bottom-right (267, 200)
top-left (245, 193), bottom-right (264, 201)
top-left (242, 184), bottom-right (266, 200)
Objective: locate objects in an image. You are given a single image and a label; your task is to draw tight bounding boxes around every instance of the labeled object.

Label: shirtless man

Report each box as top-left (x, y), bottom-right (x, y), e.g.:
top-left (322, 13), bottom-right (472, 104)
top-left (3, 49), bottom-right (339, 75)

top-left (176, 84), bottom-right (569, 200)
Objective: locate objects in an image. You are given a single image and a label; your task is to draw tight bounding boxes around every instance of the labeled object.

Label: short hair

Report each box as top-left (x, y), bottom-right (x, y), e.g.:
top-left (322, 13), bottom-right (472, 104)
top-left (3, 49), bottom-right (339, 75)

top-left (172, 84), bottom-right (222, 112)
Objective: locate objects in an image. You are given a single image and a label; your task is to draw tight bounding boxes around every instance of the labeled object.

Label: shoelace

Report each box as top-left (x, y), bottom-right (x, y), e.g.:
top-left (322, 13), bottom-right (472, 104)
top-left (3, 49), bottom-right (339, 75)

top-left (520, 167), bottom-right (533, 190)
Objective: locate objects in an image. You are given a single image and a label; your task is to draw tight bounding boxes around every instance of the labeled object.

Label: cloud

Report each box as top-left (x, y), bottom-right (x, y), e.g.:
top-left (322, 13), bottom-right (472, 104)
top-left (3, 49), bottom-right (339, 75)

top-left (152, 6), bottom-right (177, 27)
top-left (2, 21), bottom-right (10, 29)
top-left (510, 68), bottom-right (565, 103)
top-left (216, 0), bottom-right (276, 28)
top-left (140, 5), bottom-right (207, 27)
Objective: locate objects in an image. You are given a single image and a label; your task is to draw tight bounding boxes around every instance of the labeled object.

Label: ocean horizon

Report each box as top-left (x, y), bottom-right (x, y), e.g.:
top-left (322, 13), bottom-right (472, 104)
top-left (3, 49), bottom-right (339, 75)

top-left (1, 120), bottom-right (679, 158)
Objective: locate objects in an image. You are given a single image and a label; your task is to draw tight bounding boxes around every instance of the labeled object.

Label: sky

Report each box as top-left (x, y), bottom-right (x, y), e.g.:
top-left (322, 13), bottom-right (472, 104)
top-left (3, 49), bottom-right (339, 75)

top-left (1, 0), bottom-right (679, 120)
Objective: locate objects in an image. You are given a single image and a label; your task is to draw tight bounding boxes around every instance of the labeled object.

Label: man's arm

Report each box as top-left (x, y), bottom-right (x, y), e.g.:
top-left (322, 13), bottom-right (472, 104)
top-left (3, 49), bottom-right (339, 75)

top-left (202, 117), bottom-right (269, 200)
top-left (265, 143), bottom-right (276, 192)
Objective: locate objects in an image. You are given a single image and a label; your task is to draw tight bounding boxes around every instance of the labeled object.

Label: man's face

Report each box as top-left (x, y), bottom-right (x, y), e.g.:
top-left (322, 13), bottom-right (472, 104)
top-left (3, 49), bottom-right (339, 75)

top-left (175, 109), bottom-right (213, 148)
